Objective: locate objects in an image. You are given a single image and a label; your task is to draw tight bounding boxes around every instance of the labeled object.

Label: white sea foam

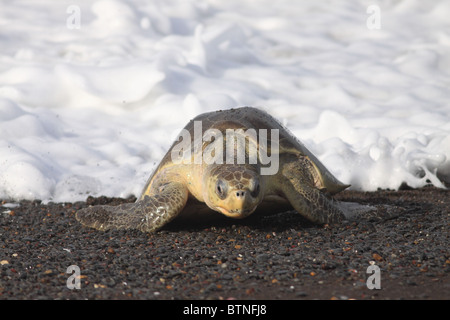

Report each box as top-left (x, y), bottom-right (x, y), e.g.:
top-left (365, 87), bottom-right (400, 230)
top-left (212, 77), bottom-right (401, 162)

top-left (0, 0), bottom-right (449, 202)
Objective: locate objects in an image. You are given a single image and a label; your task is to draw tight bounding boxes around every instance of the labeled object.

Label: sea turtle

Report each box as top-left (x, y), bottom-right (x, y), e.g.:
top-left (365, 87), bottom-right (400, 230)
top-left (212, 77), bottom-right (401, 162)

top-left (76, 107), bottom-right (351, 233)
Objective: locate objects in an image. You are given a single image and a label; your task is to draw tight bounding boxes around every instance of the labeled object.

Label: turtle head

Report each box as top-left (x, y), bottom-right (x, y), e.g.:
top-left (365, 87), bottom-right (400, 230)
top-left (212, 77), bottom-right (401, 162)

top-left (203, 164), bottom-right (263, 219)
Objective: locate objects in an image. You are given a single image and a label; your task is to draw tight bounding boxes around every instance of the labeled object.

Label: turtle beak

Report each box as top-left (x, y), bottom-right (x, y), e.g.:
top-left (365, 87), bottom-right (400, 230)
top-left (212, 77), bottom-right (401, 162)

top-left (216, 206), bottom-right (255, 219)
top-left (217, 189), bottom-right (257, 219)
top-left (233, 190), bottom-right (251, 209)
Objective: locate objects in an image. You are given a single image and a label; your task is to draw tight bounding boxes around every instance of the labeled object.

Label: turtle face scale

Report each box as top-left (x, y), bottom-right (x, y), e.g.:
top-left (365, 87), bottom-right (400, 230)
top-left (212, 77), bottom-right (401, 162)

top-left (203, 164), bottom-right (263, 219)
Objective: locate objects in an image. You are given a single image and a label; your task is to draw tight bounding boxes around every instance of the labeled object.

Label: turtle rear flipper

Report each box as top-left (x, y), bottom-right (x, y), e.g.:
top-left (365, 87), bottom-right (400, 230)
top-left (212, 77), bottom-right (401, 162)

top-left (76, 182), bottom-right (188, 233)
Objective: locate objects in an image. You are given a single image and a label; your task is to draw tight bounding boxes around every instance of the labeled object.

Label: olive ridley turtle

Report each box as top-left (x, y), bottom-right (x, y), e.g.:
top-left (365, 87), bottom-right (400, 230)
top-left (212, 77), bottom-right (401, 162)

top-left (76, 107), bottom-right (360, 233)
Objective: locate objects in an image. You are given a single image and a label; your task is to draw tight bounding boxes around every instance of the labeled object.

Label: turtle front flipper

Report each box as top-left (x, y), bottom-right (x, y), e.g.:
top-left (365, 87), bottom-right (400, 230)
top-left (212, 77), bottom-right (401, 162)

top-left (277, 156), bottom-right (346, 224)
top-left (76, 182), bottom-right (188, 233)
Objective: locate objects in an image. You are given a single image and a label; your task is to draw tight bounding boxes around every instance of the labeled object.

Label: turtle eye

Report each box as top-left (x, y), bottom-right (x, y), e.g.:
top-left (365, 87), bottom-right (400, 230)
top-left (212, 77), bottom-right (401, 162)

top-left (250, 179), bottom-right (260, 198)
top-left (215, 179), bottom-right (227, 200)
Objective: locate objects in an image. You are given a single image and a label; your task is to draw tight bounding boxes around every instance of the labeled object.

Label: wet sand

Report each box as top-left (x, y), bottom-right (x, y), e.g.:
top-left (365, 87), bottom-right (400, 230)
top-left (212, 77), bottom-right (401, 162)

top-left (0, 187), bottom-right (448, 300)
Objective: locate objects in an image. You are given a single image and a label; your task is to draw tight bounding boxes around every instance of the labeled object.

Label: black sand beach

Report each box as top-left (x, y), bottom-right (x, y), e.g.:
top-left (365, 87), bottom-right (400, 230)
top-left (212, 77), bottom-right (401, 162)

top-left (0, 187), bottom-right (448, 301)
